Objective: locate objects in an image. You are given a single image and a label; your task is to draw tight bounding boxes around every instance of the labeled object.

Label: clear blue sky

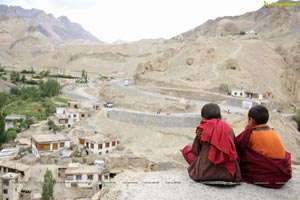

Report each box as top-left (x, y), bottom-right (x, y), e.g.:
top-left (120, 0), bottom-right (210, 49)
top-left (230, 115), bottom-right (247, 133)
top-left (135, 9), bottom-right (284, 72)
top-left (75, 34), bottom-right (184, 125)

top-left (0, 0), bottom-right (264, 43)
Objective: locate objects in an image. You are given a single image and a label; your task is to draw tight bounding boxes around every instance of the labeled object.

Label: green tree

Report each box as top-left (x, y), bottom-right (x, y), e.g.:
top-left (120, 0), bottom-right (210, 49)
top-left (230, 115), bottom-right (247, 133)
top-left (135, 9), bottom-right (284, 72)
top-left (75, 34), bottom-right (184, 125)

top-left (0, 92), bottom-right (7, 109)
top-left (40, 80), bottom-right (61, 97)
top-left (294, 109), bottom-right (300, 131)
top-left (21, 116), bottom-right (34, 129)
top-left (81, 70), bottom-right (88, 83)
top-left (0, 64), bottom-right (5, 72)
top-left (21, 75), bottom-right (26, 83)
top-left (41, 169), bottom-right (56, 200)
top-left (5, 128), bottom-right (17, 141)
top-left (0, 112), bottom-right (6, 147)
top-left (10, 71), bottom-right (20, 83)
top-left (10, 87), bottom-right (20, 96)
top-left (20, 87), bottom-right (41, 100)
top-left (47, 120), bottom-right (61, 132)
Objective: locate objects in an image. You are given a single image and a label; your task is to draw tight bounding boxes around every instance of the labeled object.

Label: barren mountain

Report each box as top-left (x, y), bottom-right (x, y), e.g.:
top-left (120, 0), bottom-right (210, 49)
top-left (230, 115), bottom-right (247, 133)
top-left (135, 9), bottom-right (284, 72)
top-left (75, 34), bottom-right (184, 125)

top-left (0, 4), bottom-right (102, 44)
top-left (0, 2), bottom-right (299, 107)
top-left (0, 16), bottom-right (54, 62)
top-left (172, 2), bottom-right (300, 40)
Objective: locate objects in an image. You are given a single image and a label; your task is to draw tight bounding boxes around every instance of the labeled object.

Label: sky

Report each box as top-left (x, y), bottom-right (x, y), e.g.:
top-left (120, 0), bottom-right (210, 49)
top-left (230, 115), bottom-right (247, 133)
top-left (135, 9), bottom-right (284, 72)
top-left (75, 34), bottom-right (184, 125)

top-left (0, 0), bottom-right (264, 43)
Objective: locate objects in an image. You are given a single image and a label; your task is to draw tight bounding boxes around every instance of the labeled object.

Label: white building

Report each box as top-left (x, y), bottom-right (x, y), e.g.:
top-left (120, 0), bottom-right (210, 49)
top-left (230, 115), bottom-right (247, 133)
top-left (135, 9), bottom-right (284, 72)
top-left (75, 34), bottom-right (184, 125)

top-left (246, 30), bottom-right (256, 34)
top-left (56, 103), bottom-right (90, 128)
top-left (78, 134), bottom-right (119, 156)
top-left (5, 114), bottom-right (26, 130)
top-left (0, 173), bottom-right (21, 200)
top-left (65, 109), bottom-right (80, 127)
top-left (31, 133), bottom-right (70, 152)
top-left (231, 90), bottom-right (246, 98)
top-left (65, 163), bottom-right (110, 189)
top-left (231, 89), bottom-right (267, 100)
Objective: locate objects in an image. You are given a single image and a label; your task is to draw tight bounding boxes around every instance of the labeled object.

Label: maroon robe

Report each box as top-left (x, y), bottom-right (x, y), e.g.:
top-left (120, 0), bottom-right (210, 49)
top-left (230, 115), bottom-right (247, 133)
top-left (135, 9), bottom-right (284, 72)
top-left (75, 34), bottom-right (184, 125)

top-left (236, 127), bottom-right (292, 188)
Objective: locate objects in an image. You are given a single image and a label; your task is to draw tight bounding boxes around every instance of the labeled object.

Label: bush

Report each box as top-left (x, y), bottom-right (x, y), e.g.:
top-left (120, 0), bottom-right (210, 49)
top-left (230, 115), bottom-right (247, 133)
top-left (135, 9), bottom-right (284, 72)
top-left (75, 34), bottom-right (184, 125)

top-left (10, 87), bottom-right (20, 96)
top-left (47, 120), bottom-right (61, 132)
top-left (5, 128), bottom-right (17, 141)
top-left (240, 30), bottom-right (246, 35)
top-left (48, 74), bottom-right (77, 79)
top-left (0, 65), bottom-right (5, 72)
top-left (294, 109), bottom-right (300, 131)
top-left (21, 67), bottom-right (35, 74)
top-left (10, 71), bottom-right (20, 83)
top-left (40, 79), bottom-right (61, 97)
top-left (24, 79), bottom-right (38, 85)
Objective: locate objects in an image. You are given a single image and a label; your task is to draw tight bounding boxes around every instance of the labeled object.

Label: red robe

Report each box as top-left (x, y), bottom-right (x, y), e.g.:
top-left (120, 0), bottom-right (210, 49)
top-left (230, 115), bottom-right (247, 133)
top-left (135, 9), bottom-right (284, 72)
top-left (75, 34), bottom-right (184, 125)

top-left (197, 119), bottom-right (238, 176)
top-left (236, 127), bottom-right (292, 188)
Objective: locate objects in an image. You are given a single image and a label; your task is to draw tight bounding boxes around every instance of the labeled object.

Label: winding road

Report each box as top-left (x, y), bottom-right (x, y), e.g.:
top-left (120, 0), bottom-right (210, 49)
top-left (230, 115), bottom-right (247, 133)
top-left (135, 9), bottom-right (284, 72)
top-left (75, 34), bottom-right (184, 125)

top-left (63, 40), bottom-right (248, 116)
top-left (111, 80), bottom-right (246, 113)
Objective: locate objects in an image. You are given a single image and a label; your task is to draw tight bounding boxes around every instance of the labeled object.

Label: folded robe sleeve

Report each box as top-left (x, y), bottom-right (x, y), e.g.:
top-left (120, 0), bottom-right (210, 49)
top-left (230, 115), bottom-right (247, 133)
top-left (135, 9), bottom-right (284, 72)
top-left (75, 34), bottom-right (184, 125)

top-left (192, 129), bottom-right (202, 156)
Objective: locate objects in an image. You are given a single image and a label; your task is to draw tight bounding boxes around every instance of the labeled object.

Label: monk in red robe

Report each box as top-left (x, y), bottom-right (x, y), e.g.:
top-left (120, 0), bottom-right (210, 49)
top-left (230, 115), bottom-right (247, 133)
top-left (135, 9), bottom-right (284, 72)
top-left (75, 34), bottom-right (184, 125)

top-left (236, 105), bottom-right (292, 188)
top-left (182, 103), bottom-right (241, 183)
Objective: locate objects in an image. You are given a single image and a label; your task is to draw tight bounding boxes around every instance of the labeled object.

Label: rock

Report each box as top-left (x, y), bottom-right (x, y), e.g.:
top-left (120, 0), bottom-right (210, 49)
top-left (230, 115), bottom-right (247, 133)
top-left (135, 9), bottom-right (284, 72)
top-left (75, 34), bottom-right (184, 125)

top-left (186, 58), bottom-right (194, 65)
top-left (163, 48), bottom-right (177, 58)
top-left (223, 58), bottom-right (240, 70)
top-left (206, 48), bottom-right (214, 54)
top-left (100, 168), bottom-right (300, 200)
top-left (219, 83), bottom-right (229, 94)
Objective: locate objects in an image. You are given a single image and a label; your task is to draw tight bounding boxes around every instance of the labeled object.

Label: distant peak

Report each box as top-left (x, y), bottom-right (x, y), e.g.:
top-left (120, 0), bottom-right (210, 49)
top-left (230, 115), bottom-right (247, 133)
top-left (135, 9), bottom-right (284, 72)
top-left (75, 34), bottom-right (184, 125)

top-left (58, 15), bottom-right (71, 23)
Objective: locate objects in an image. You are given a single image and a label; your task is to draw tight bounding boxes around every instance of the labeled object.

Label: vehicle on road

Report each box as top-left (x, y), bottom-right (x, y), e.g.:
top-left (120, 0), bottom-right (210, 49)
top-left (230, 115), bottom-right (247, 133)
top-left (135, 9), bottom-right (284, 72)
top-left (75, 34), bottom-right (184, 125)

top-left (124, 80), bottom-right (129, 86)
top-left (103, 101), bottom-right (114, 108)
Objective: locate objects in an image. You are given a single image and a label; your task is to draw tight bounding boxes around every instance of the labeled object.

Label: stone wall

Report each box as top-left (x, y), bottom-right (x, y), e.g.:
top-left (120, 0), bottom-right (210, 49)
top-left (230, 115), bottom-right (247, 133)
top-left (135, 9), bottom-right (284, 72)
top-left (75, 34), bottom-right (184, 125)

top-left (107, 110), bottom-right (200, 127)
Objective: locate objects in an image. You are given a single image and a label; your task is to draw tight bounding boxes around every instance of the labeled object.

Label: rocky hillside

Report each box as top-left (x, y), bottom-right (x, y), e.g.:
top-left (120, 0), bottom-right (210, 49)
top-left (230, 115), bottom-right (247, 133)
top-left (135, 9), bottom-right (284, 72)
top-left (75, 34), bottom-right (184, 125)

top-left (0, 4), bottom-right (101, 44)
top-left (0, 16), bottom-right (54, 61)
top-left (173, 1), bottom-right (300, 40)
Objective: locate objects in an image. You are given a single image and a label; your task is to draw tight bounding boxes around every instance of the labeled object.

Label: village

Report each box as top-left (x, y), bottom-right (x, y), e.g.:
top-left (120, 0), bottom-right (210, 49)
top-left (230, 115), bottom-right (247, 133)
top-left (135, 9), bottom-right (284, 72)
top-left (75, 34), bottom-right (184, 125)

top-left (0, 68), bottom-right (281, 200)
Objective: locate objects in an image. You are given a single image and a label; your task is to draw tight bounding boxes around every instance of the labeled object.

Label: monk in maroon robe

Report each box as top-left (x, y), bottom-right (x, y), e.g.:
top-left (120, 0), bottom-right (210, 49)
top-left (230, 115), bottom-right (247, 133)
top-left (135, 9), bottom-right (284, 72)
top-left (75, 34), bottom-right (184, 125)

top-left (182, 103), bottom-right (241, 183)
top-left (236, 105), bottom-right (292, 188)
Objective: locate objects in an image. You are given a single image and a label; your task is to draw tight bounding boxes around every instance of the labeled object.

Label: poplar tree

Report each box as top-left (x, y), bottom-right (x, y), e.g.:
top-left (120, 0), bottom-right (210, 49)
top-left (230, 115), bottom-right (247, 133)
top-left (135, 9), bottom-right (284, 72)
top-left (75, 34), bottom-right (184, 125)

top-left (41, 169), bottom-right (56, 200)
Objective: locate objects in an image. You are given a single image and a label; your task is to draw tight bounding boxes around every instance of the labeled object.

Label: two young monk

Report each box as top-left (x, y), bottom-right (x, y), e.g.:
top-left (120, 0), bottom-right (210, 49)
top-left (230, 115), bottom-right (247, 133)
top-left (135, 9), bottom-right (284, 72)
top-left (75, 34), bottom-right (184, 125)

top-left (182, 103), bottom-right (292, 188)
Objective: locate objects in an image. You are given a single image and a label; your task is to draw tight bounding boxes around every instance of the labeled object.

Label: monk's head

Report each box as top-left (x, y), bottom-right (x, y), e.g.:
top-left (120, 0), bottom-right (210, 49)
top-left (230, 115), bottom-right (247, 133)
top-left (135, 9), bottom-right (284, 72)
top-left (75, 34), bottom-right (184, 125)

top-left (201, 103), bottom-right (221, 120)
top-left (248, 105), bottom-right (269, 127)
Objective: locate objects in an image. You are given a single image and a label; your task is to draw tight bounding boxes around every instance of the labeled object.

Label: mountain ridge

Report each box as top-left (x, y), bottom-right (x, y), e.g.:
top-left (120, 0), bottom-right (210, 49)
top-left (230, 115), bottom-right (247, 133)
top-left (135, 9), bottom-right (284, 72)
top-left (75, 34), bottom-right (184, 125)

top-left (0, 4), bottom-right (103, 44)
top-left (172, 1), bottom-right (300, 41)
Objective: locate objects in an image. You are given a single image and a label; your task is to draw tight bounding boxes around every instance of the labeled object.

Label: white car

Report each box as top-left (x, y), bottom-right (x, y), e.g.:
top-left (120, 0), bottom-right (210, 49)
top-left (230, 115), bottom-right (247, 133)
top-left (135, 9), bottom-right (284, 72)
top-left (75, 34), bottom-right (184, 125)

top-left (124, 80), bottom-right (129, 86)
top-left (103, 101), bottom-right (113, 108)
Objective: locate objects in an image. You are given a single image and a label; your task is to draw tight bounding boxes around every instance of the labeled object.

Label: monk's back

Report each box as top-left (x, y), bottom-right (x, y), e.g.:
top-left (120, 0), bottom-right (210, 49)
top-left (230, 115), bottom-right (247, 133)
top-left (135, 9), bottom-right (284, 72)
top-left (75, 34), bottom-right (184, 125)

top-left (249, 125), bottom-right (285, 159)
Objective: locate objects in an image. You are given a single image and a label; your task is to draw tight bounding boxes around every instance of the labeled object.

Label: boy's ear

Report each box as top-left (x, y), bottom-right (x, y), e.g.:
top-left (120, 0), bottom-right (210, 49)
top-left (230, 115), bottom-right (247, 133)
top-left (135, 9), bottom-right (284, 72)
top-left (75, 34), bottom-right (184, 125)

top-left (247, 117), bottom-right (255, 127)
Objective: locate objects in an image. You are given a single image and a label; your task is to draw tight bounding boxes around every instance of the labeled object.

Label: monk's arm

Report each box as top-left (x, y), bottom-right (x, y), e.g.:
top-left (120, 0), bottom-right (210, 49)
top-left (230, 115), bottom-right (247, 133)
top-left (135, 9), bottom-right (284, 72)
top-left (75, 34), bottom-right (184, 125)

top-left (192, 129), bottom-right (202, 155)
top-left (229, 128), bottom-right (236, 140)
top-left (235, 127), bottom-right (252, 156)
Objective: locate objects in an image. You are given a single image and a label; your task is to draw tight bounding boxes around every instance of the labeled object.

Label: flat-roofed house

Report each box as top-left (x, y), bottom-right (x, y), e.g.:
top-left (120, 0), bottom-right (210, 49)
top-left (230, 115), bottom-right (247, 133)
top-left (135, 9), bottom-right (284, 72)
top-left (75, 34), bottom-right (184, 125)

top-left (56, 114), bottom-right (69, 127)
top-left (93, 103), bottom-right (101, 110)
top-left (78, 134), bottom-right (118, 156)
top-left (67, 101), bottom-right (80, 109)
top-left (31, 134), bottom-right (70, 152)
top-left (65, 109), bottom-right (80, 128)
top-left (5, 114), bottom-right (26, 130)
top-left (0, 161), bottom-right (30, 181)
top-left (65, 163), bottom-right (110, 189)
top-left (0, 173), bottom-right (21, 200)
